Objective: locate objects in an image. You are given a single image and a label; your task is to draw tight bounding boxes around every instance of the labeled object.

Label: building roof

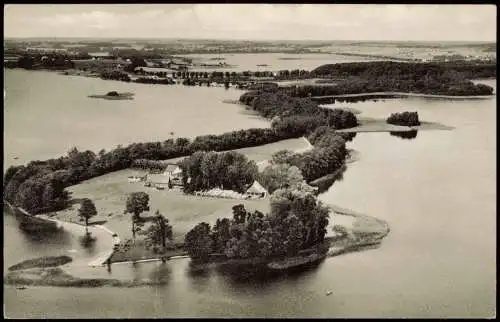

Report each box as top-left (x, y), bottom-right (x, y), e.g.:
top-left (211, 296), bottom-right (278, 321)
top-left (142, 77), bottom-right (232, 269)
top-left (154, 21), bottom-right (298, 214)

top-left (88, 52), bottom-right (112, 57)
top-left (246, 181), bottom-right (268, 194)
top-left (164, 164), bottom-right (181, 174)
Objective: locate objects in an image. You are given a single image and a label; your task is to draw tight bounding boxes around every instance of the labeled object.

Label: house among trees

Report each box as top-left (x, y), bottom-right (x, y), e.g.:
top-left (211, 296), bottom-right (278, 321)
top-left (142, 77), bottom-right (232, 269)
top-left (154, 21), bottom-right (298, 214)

top-left (163, 164), bottom-right (182, 178)
top-left (145, 174), bottom-right (171, 189)
top-left (163, 164), bottom-right (183, 186)
top-left (246, 180), bottom-right (268, 198)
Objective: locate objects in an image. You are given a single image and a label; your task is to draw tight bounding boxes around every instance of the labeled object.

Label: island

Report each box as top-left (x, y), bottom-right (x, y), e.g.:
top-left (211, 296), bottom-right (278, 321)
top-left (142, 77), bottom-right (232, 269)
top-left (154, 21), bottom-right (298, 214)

top-left (88, 91), bottom-right (135, 100)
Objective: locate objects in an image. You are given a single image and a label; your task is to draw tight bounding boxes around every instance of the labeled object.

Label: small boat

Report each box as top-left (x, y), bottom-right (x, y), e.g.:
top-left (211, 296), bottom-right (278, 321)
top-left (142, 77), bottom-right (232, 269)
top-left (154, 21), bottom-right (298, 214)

top-left (325, 291), bottom-right (333, 296)
top-left (13, 157), bottom-right (19, 160)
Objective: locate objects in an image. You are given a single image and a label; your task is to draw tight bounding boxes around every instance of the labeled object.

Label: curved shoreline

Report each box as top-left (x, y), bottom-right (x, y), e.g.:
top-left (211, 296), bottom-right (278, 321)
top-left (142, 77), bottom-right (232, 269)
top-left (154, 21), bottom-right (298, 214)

top-left (35, 214), bottom-right (118, 267)
top-left (311, 91), bottom-right (495, 100)
top-left (326, 204), bottom-right (390, 257)
top-left (4, 201), bottom-right (390, 287)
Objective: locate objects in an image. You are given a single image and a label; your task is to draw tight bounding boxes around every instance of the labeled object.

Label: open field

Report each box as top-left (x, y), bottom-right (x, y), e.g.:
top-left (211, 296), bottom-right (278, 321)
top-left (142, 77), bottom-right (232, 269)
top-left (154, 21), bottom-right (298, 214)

top-left (51, 168), bottom-right (270, 244)
top-left (160, 137), bottom-right (312, 165)
top-left (336, 117), bottom-right (454, 133)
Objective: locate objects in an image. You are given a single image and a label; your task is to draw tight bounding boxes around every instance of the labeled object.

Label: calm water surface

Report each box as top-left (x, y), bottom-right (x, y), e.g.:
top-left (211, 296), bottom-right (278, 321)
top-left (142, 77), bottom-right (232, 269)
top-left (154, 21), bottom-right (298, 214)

top-left (3, 71), bottom-right (496, 318)
top-left (3, 69), bottom-right (269, 170)
top-left (184, 53), bottom-right (379, 72)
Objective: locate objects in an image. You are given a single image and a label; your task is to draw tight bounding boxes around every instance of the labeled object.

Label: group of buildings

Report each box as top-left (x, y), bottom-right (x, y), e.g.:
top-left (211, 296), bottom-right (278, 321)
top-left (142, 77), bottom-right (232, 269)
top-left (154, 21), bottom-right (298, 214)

top-left (127, 164), bottom-right (268, 198)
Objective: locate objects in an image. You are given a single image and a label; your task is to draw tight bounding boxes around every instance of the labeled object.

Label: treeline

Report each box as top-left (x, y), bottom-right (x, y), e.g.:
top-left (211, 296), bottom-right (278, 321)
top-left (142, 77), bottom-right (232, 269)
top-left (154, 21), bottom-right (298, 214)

top-left (387, 111), bottom-right (420, 126)
top-left (135, 77), bottom-right (175, 85)
top-left (179, 151), bottom-right (258, 194)
top-left (100, 70), bottom-right (131, 82)
top-left (308, 61), bottom-right (495, 96)
top-left (5, 53), bottom-right (80, 70)
top-left (3, 125), bottom-right (308, 215)
top-left (185, 193), bottom-right (329, 261)
top-left (311, 61), bottom-right (496, 79)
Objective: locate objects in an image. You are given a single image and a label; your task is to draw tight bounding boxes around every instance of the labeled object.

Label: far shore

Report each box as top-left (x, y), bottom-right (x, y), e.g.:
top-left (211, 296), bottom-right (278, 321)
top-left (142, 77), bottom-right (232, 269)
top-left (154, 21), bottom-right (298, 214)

top-left (7, 68), bottom-right (495, 100)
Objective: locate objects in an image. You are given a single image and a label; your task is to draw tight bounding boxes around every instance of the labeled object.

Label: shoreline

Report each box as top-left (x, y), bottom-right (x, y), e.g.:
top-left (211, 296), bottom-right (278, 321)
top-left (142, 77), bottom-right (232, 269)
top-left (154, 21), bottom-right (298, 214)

top-left (310, 91), bottom-right (495, 100)
top-left (336, 118), bottom-right (454, 133)
top-left (35, 214), bottom-right (118, 268)
top-left (4, 199), bottom-right (390, 287)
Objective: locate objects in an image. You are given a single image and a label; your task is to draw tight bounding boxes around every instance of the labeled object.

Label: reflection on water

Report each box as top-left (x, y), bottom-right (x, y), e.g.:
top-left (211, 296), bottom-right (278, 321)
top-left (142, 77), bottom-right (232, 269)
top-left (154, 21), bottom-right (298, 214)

top-left (314, 165), bottom-right (347, 194)
top-left (389, 130), bottom-right (418, 140)
top-left (341, 132), bottom-right (357, 142)
top-left (147, 263), bottom-right (172, 285)
top-left (186, 258), bottom-right (327, 289)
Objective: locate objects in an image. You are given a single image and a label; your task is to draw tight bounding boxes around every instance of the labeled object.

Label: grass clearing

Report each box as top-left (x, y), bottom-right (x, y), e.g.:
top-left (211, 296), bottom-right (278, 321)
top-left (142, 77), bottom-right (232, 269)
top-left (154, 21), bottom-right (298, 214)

top-left (53, 168), bottom-right (270, 244)
top-left (161, 137), bottom-right (312, 165)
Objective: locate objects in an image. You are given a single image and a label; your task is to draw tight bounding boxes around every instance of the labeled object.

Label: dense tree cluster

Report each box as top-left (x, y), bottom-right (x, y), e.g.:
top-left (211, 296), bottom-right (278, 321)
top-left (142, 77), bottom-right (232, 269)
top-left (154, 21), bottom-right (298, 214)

top-left (123, 57), bottom-right (147, 73)
top-left (100, 70), bottom-right (131, 82)
top-left (274, 69), bottom-right (311, 80)
top-left (184, 191), bottom-right (330, 261)
top-left (134, 77), bottom-right (175, 85)
top-left (271, 128), bottom-right (348, 182)
top-left (179, 151), bottom-right (258, 194)
top-left (240, 91), bottom-right (358, 133)
top-left (258, 163), bottom-right (305, 194)
top-left (8, 53), bottom-right (75, 70)
top-left (308, 61), bottom-right (495, 96)
top-left (387, 111), bottom-right (421, 126)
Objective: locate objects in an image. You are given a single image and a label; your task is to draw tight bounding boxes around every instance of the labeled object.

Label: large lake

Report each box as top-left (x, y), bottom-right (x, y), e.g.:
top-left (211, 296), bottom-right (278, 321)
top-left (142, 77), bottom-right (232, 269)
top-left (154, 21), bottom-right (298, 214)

top-left (3, 69), bottom-right (496, 318)
top-left (184, 52), bottom-right (379, 72)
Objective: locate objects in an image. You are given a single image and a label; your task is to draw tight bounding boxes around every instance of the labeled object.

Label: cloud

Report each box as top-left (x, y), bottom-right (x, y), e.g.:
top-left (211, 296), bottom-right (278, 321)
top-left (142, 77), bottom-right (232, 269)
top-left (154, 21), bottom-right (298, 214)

top-left (4, 4), bottom-right (497, 41)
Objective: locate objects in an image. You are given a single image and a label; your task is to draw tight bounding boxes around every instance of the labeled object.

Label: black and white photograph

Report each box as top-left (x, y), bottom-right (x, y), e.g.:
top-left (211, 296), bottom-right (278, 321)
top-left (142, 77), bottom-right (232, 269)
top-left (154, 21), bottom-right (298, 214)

top-left (3, 3), bottom-right (496, 318)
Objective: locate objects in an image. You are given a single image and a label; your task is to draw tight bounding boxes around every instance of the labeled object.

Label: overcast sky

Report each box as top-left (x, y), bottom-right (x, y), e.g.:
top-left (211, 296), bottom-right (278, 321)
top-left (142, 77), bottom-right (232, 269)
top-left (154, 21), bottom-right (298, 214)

top-left (4, 4), bottom-right (497, 41)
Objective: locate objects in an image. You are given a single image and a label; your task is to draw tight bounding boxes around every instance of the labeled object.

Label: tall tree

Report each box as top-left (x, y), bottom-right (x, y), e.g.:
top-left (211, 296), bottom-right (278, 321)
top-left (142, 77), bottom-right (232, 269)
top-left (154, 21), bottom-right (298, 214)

top-left (124, 192), bottom-right (150, 239)
top-left (184, 222), bottom-right (212, 262)
top-left (78, 198), bottom-right (97, 235)
top-left (145, 210), bottom-right (173, 251)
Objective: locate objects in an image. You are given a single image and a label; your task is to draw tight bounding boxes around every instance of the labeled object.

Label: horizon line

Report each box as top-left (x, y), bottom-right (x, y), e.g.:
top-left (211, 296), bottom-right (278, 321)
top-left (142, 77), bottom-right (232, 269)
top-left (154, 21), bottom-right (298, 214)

top-left (3, 37), bottom-right (496, 44)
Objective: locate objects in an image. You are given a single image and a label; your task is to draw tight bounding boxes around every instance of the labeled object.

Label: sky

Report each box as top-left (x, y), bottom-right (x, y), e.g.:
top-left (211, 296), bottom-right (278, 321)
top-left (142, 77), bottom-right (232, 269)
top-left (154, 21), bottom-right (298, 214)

top-left (3, 4), bottom-right (497, 42)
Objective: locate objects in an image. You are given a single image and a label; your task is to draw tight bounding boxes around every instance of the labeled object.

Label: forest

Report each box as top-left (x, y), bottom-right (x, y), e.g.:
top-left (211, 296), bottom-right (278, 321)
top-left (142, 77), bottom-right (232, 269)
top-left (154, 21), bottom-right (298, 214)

top-left (239, 90), bottom-right (358, 131)
top-left (306, 61), bottom-right (495, 96)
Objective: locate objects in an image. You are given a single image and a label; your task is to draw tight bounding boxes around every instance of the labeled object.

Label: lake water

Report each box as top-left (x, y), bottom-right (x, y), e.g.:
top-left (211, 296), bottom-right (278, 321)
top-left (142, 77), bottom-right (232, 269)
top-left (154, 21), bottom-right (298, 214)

top-left (184, 53), bottom-right (379, 72)
top-left (3, 69), bottom-right (269, 170)
top-left (3, 70), bottom-right (496, 318)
